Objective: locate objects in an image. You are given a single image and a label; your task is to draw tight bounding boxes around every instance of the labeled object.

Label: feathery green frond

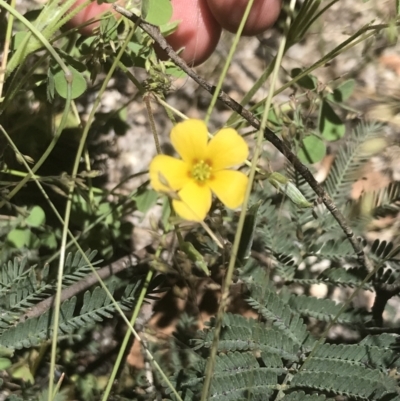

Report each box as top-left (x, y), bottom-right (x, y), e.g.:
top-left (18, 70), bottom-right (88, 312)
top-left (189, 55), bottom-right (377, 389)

top-left (0, 279), bottom-right (141, 349)
top-left (246, 286), bottom-right (310, 347)
top-left (319, 266), bottom-right (371, 289)
top-left (288, 294), bottom-right (372, 325)
top-left (290, 370), bottom-right (396, 400)
top-left (194, 314), bottom-right (300, 361)
top-left (62, 249), bottom-right (101, 286)
top-left (309, 237), bottom-right (355, 258)
top-left (324, 122), bottom-right (383, 207)
top-left (280, 391), bottom-right (331, 401)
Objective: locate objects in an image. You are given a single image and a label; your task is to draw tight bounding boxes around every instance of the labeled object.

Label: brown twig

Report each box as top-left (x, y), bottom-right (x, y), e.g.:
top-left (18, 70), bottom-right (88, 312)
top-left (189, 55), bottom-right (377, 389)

top-left (21, 250), bottom-right (147, 321)
top-left (114, 5), bottom-right (374, 273)
top-left (371, 281), bottom-right (400, 327)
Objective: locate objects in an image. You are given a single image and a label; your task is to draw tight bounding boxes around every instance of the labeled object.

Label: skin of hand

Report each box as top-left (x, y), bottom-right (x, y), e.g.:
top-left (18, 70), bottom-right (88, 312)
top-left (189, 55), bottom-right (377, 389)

top-left (64, 0), bottom-right (283, 64)
top-left (160, 0), bottom-right (283, 65)
top-left (206, 0), bottom-right (283, 36)
top-left (64, 0), bottom-right (122, 36)
top-left (157, 0), bottom-right (222, 67)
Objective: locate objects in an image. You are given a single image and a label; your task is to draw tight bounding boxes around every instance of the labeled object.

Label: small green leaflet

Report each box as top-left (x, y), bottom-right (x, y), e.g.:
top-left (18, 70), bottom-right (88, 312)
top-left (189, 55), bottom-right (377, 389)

top-left (48, 65), bottom-right (87, 100)
top-left (142, 0), bottom-right (172, 26)
top-left (268, 172), bottom-right (313, 208)
top-left (297, 135), bottom-right (326, 164)
top-left (319, 100), bottom-right (345, 141)
top-left (181, 241), bottom-right (210, 276)
top-left (237, 202), bottom-right (261, 263)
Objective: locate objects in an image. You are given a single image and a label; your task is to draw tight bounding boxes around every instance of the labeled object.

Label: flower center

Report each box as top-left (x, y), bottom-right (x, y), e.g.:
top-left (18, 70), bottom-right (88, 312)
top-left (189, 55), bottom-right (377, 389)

top-left (191, 160), bottom-right (211, 183)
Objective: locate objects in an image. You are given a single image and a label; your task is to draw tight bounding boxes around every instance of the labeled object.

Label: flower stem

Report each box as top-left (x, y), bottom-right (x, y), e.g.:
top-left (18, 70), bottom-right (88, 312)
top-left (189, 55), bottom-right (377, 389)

top-left (200, 1), bottom-right (297, 399)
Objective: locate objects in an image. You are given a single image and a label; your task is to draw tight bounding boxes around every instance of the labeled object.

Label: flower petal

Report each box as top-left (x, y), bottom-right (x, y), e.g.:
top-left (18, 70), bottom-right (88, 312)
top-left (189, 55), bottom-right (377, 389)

top-left (149, 155), bottom-right (190, 192)
top-left (173, 181), bottom-right (212, 221)
top-left (171, 119), bottom-right (208, 163)
top-left (209, 170), bottom-right (248, 209)
top-left (207, 128), bottom-right (249, 170)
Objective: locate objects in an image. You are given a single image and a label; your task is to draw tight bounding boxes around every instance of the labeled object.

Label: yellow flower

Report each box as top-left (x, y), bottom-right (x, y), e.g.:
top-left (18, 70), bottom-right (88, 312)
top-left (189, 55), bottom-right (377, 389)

top-left (149, 119), bottom-right (249, 222)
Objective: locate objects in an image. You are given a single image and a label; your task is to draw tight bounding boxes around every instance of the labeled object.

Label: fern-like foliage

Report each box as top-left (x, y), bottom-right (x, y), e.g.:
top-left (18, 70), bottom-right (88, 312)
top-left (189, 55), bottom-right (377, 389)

top-left (4, 121), bottom-right (399, 400)
top-left (365, 181), bottom-right (400, 220)
top-left (194, 313), bottom-right (301, 362)
top-left (324, 121), bottom-right (383, 208)
top-left (288, 294), bottom-right (372, 325)
top-left (246, 285), bottom-right (310, 348)
top-left (171, 284), bottom-right (400, 401)
top-left (291, 339), bottom-right (400, 399)
top-left (0, 250), bottom-right (141, 350)
top-left (61, 249), bottom-right (101, 285)
top-left (0, 257), bottom-right (51, 331)
top-left (0, 250), bottom-right (100, 335)
top-left (169, 285), bottom-right (400, 400)
top-left (0, 280), bottom-right (140, 349)
top-left (281, 392), bottom-right (332, 401)
top-left (169, 246), bottom-right (400, 401)
top-left (257, 199), bottom-right (301, 260)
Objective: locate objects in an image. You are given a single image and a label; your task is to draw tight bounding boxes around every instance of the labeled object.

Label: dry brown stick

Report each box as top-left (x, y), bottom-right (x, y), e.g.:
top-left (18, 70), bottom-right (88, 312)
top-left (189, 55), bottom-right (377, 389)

top-left (115, 5), bottom-right (373, 272)
top-left (21, 251), bottom-right (146, 321)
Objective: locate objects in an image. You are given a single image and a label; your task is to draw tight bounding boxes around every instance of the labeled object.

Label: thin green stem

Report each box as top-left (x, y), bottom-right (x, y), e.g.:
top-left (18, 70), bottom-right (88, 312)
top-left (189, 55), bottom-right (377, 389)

top-left (0, 0), bottom-right (16, 98)
top-left (145, 91), bottom-right (186, 248)
top-left (0, 129), bottom-right (82, 250)
top-left (101, 269), bottom-right (154, 401)
top-left (227, 0), bottom-right (374, 128)
top-left (0, 54), bottom-right (46, 113)
top-left (1, 0), bottom-right (77, 77)
top-left (241, 23), bottom-right (378, 128)
top-left (204, 0), bottom-right (256, 125)
top-left (144, 93), bottom-right (162, 154)
top-left (46, 26), bottom-right (136, 401)
top-left (42, 24), bottom-right (182, 401)
top-left (200, 2), bottom-right (296, 400)
top-left (0, 0), bottom-right (73, 209)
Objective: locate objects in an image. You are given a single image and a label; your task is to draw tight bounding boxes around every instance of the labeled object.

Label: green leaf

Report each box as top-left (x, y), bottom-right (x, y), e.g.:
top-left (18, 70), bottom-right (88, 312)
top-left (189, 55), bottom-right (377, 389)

top-left (327, 79), bottom-right (355, 103)
top-left (268, 172), bottom-right (313, 207)
top-left (6, 228), bottom-right (31, 248)
top-left (135, 188), bottom-right (159, 214)
top-left (47, 66), bottom-right (55, 101)
top-left (11, 32), bottom-right (29, 51)
top-left (161, 196), bottom-right (172, 230)
top-left (53, 66), bottom-right (87, 100)
top-left (40, 231), bottom-right (57, 249)
top-left (142, 0), bottom-right (172, 25)
top-left (297, 135), bottom-right (326, 164)
top-left (267, 108), bottom-right (282, 126)
top-left (0, 346), bottom-right (13, 358)
top-left (237, 202), bottom-right (261, 262)
top-left (181, 241), bottom-right (210, 275)
top-left (319, 100), bottom-right (345, 141)
top-left (0, 358), bottom-right (11, 370)
top-left (160, 20), bottom-right (180, 36)
top-left (26, 206), bottom-right (45, 227)
top-left (291, 68), bottom-right (317, 90)
top-left (165, 64), bottom-right (186, 79)
top-left (10, 363), bottom-right (34, 384)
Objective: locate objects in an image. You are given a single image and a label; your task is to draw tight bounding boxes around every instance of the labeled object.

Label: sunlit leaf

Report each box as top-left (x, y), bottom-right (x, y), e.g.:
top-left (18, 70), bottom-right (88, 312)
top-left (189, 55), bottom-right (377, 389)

top-left (268, 172), bottom-right (313, 208)
top-left (53, 66), bottom-right (87, 100)
top-left (142, 0), bottom-right (172, 25)
top-left (7, 228), bottom-right (31, 248)
top-left (135, 188), bottom-right (159, 214)
top-left (26, 206), bottom-right (45, 227)
top-left (291, 68), bottom-right (317, 90)
top-left (297, 135), bottom-right (326, 164)
top-left (319, 100), bottom-right (345, 141)
top-left (327, 79), bottom-right (355, 103)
